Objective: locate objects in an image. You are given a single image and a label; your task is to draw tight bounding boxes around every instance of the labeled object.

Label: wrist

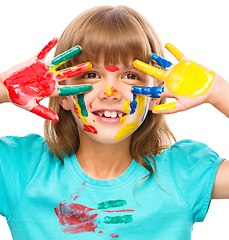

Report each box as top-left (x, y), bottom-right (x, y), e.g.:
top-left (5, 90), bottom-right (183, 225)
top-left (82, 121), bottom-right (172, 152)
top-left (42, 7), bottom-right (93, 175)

top-left (0, 73), bottom-right (10, 104)
top-left (208, 75), bottom-right (229, 117)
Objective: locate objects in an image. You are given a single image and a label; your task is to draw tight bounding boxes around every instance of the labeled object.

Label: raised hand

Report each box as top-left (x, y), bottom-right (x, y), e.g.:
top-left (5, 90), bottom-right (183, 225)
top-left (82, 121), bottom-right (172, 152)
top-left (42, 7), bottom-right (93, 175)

top-left (2, 38), bottom-right (92, 122)
top-left (132, 43), bottom-right (217, 114)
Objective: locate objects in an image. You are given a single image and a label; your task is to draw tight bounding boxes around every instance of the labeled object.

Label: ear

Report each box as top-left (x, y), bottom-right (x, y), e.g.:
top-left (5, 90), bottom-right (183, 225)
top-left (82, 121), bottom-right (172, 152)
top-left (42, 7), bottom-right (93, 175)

top-left (59, 96), bottom-right (71, 110)
top-left (148, 97), bottom-right (161, 111)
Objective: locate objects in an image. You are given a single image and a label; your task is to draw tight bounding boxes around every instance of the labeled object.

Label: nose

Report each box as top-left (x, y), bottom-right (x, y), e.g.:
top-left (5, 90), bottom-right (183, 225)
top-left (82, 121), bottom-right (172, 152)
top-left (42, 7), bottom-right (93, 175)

top-left (98, 85), bottom-right (122, 101)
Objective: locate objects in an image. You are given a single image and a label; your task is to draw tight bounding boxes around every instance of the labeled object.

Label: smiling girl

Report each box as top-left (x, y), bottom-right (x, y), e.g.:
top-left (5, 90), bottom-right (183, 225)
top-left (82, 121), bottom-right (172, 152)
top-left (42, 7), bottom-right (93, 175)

top-left (0, 5), bottom-right (229, 240)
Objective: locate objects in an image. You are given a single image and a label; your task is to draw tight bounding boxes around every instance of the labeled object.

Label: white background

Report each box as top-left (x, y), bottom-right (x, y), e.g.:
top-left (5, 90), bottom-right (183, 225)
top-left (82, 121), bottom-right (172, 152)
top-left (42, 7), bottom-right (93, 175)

top-left (0, 0), bottom-right (228, 239)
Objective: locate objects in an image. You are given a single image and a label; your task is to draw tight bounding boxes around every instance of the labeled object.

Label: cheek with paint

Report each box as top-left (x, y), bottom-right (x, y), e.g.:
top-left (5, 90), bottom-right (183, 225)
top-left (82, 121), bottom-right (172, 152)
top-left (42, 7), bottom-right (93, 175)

top-left (115, 94), bottom-right (147, 141)
top-left (72, 95), bottom-right (98, 134)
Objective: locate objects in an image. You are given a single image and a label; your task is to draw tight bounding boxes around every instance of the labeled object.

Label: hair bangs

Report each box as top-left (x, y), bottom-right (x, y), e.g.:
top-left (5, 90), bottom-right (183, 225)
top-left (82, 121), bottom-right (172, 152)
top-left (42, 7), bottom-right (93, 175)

top-left (55, 6), bottom-right (152, 69)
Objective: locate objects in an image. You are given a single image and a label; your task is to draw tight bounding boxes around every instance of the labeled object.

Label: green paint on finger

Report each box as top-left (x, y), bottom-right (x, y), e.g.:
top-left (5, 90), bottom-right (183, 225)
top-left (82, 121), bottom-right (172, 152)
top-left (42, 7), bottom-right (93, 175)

top-left (103, 215), bottom-right (133, 224)
top-left (51, 46), bottom-right (82, 66)
top-left (58, 85), bottom-right (92, 96)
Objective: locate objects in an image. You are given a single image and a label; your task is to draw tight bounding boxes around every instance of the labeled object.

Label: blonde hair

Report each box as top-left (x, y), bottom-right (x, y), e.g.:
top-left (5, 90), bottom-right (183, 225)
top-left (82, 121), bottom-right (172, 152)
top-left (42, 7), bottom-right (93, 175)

top-left (44, 6), bottom-right (176, 182)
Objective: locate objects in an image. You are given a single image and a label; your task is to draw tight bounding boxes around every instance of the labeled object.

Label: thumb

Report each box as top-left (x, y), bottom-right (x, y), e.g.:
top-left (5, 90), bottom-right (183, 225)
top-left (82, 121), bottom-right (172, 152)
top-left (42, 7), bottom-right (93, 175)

top-left (152, 101), bottom-right (185, 114)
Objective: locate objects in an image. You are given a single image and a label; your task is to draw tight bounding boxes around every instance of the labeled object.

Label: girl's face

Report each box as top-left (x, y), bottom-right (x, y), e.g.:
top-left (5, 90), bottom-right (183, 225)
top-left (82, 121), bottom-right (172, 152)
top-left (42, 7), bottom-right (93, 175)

top-left (61, 60), bottom-right (157, 144)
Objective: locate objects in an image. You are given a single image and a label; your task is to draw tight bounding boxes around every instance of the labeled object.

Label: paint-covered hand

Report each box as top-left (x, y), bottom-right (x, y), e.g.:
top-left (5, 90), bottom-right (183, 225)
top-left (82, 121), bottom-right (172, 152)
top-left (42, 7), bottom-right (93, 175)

top-left (1, 38), bottom-right (92, 122)
top-left (133, 43), bottom-right (217, 114)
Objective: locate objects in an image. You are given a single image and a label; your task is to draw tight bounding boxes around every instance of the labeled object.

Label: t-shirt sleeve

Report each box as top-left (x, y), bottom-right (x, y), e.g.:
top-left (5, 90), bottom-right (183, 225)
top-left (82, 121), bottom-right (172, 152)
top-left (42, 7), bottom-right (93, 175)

top-left (167, 139), bottom-right (225, 223)
top-left (0, 134), bottom-right (45, 219)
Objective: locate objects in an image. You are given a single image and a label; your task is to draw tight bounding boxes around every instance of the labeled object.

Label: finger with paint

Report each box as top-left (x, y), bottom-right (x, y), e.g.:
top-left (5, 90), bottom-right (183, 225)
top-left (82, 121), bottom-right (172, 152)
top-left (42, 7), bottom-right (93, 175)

top-left (54, 62), bottom-right (92, 81)
top-left (2, 38), bottom-right (92, 123)
top-left (133, 43), bottom-right (215, 114)
top-left (131, 86), bottom-right (164, 98)
top-left (151, 52), bottom-right (172, 68)
top-left (48, 44), bottom-right (82, 70)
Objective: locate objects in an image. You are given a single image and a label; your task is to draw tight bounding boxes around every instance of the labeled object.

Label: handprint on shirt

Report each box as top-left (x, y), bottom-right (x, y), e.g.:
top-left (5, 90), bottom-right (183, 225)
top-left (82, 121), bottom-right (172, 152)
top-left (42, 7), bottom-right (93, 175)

top-left (132, 43), bottom-right (215, 113)
top-left (3, 38), bottom-right (92, 122)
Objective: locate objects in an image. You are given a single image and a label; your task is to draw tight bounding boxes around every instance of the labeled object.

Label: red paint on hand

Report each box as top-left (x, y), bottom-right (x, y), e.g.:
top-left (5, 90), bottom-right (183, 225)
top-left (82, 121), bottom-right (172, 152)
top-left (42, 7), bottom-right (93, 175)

top-left (56, 62), bottom-right (92, 80)
top-left (4, 60), bottom-right (56, 105)
top-left (105, 65), bottom-right (119, 72)
top-left (30, 105), bottom-right (58, 123)
top-left (37, 37), bottom-right (58, 60)
top-left (3, 59), bottom-right (57, 122)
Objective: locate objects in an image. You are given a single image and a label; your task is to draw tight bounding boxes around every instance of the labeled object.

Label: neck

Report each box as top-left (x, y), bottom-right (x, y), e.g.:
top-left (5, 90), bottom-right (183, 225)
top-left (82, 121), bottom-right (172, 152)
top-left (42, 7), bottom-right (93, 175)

top-left (76, 133), bottom-right (132, 180)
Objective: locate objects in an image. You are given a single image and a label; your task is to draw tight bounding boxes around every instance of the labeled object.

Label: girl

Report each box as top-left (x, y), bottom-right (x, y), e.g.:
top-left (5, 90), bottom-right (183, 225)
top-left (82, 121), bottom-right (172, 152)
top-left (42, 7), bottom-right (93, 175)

top-left (0, 5), bottom-right (228, 240)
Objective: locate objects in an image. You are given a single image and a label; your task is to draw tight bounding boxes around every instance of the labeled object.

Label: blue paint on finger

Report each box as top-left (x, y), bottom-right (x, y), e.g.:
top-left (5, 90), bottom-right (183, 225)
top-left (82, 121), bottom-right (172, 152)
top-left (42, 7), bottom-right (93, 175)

top-left (131, 86), bottom-right (164, 98)
top-left (151, 53), bottom-right (172, 68)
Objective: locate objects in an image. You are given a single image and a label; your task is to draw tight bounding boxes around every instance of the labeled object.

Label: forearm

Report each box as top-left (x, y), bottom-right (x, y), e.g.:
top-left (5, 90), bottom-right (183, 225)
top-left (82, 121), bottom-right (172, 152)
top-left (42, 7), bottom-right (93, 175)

top-left (209, 75), bottom-right (229, 118)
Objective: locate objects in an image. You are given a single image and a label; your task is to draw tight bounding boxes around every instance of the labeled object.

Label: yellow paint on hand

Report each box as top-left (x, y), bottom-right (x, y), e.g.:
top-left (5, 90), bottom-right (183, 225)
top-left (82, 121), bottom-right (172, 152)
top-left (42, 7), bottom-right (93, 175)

top-left (153, 102), bottom-right (176, 112)
top-left (133, 60), bottom-right (165, 80)
top-left (165, 60), bottom-right (215, 98)
top-left (165, 43), bottom-right (184, 61)
top-left (115, 122), bottom-right (139, 141)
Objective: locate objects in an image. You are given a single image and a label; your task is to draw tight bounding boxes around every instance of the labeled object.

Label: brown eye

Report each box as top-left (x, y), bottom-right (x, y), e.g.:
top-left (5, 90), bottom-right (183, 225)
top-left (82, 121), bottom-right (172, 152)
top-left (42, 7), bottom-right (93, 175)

top-left (83, 72), bottom-right (100, 79)
top-left (123, 73), bottom-right (139, 80)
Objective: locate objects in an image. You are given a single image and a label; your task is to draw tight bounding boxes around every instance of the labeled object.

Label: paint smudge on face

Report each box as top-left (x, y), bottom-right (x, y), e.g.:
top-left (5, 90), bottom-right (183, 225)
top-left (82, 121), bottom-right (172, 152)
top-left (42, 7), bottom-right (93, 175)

top-left (115, 122), bottom-right (139, 141)
top-left (130, 94), bottom-right (137, 114)
top-left (136, 95), bottom-right (146, 119)
top-left (83, 124), bottom-right (98, 134)
top-left (104, 86), bottom-right (118, 97)
top-left (141, 97), bottom-right (150, 121)
top-left (54, 183), bottom-right (134, 238)
top-left (77, 94), bottom-right (88, 117)
top-left (73, 97), bottom-right (98, 134)
top-left (105, 65), bottom-right (119, 72)
top-left (119, 101), bottom-right (130, 126)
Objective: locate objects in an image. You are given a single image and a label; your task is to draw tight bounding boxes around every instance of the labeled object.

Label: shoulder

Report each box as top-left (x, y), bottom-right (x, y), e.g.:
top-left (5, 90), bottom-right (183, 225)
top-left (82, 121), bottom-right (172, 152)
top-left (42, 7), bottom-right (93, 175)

top-left (155, 139), bottom-right (224, 222)
top-left (0, 133), bottom-right (51, 169)
top-left (0, 133), bottom-right (45, 147)
top-left (157, 139), bottom-right (222, 166)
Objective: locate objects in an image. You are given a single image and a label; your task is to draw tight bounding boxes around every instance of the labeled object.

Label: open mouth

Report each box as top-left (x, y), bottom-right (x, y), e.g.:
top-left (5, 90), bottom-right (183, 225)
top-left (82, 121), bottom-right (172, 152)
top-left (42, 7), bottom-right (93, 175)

top-left (93, 110), bottom-right (126, 119)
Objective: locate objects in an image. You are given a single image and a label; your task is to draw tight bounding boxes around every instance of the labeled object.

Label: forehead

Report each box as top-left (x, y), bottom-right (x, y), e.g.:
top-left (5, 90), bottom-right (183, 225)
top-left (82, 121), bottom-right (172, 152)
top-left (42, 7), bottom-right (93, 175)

top-left (91, 62), bottom-right (136, 71)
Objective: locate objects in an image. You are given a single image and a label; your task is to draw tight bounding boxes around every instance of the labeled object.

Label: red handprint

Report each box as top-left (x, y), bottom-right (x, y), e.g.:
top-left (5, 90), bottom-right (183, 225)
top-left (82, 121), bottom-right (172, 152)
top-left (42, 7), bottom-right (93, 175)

top-left (2, 38), bottom-right (92, 122)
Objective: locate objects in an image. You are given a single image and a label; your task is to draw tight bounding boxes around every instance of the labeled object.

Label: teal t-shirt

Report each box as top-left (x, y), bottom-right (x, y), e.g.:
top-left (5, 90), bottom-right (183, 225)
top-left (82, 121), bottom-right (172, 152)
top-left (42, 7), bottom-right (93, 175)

top-left (0, 134), bottom-right (224, 239)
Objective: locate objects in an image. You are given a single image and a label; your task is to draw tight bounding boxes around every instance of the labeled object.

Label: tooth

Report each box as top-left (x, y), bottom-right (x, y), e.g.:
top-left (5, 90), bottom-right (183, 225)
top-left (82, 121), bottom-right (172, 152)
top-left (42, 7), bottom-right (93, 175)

top-left (98, 113), bottom-right (103, 116)
top-left (104, 111), bottom-right (111, 117)
top-left (111, 112), bottom-right (117, 118)
top-left (118, 113), bottom-right (123, 118)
